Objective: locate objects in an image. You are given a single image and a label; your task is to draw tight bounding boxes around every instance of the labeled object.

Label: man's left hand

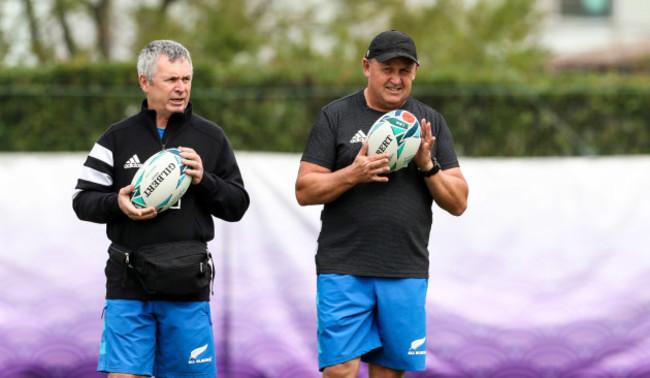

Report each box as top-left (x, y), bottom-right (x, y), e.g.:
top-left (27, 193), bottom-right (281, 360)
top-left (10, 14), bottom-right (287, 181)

top-left (413, 118), bottom-right (436, 170)
top-left (179, 146), bottom-right (204, 185)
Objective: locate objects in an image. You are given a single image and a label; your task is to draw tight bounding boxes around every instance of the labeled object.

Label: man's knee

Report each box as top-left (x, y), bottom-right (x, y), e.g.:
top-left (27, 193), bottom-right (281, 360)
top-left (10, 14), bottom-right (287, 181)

top-left (322, 357), bottom-right (361, 378)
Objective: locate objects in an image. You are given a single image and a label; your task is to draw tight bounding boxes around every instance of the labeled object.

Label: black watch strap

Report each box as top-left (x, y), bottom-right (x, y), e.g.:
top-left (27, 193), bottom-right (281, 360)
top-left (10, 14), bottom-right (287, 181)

top-left (419, 157), bottom-right (441, 177)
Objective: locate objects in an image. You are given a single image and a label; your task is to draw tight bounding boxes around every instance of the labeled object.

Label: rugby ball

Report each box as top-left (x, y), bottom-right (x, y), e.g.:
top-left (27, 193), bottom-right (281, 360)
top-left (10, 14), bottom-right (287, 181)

top-left (366, 109), bottom-right (421, 172)
top-left (130, 148), bottom-right (191, 212)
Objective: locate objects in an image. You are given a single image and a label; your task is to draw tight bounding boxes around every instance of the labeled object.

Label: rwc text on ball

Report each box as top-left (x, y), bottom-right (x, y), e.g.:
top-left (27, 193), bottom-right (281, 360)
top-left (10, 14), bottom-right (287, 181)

top-left (144, 163), bottom-right (176, 197)
top-left (375, 135), bottom-right (393, 155)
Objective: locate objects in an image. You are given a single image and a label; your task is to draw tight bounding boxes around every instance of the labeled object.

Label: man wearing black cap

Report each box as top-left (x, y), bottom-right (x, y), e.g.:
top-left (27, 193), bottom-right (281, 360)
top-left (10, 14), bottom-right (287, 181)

top-left (296, 30), bottom-right (468, 377)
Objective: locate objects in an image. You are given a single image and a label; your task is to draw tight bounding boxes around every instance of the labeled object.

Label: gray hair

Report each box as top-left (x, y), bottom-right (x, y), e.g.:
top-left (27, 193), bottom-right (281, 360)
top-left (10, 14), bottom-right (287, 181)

top-left (137, 40), bottom-right (193, 83)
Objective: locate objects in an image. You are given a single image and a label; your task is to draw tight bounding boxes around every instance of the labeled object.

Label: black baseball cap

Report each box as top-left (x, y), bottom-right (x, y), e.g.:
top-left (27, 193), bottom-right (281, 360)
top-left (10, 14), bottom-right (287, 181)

top-left (365, 30), bottom-right (419, 66)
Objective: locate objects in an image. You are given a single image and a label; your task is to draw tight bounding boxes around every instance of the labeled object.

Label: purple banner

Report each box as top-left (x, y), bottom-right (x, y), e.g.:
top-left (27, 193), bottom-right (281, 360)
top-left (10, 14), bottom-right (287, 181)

top-left (1, 153), bottom-right (649, 378)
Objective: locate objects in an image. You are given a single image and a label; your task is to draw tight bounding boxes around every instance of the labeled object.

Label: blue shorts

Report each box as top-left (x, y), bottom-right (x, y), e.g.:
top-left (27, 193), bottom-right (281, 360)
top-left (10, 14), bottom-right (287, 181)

top-left (98, 299), bottom-right (217, 378)
top-left (316, 274), bottom-right (428, 371)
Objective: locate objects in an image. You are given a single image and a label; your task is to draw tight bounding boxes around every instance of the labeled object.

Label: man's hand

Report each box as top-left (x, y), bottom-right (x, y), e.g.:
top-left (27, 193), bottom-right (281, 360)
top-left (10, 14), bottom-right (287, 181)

top-left (179, 146), bottom-right (204, 185)
top-left (413, 118), bottom-right (436, 171)
top-left (118, 184), bottom-right (158, 220)
top-left (295, 142), bottom-right (390, 206)
top-left (353, 141), bottom-right (390, 183)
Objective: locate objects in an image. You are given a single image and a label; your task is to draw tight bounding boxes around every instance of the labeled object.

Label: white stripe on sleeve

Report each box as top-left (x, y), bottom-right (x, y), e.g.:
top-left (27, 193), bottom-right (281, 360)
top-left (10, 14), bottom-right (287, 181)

top-left (89, 143), bottom-right (114, 167)
top-left (79, 165), bottom-right (113, 187)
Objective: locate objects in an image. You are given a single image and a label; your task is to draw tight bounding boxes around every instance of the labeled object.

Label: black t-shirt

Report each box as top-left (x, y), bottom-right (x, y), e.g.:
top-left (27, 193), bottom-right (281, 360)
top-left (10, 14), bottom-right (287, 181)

top-left (301, 90), bottom-right (460, 278)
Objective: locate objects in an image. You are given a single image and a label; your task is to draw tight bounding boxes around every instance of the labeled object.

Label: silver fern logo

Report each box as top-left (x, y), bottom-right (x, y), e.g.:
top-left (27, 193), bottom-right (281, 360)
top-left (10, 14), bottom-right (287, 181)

top-left (188, 344), bottom-right (212, 364)
top-left (408, 337), bottom-right (426, 355)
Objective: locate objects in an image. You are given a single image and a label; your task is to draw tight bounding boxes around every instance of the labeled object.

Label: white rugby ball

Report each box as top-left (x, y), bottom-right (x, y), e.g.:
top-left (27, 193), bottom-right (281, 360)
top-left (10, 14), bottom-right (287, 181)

top-left (130, 148), bottom-right (191, 212)
top-left (366, 109), bottom-right (421, 172)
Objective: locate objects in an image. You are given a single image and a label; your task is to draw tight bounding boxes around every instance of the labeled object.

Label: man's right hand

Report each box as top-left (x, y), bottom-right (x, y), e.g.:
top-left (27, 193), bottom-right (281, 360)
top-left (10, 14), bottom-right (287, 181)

top-left (118, 184), bottom-right (158, 220)
top-left (352, 141), bottom-right (391, 184)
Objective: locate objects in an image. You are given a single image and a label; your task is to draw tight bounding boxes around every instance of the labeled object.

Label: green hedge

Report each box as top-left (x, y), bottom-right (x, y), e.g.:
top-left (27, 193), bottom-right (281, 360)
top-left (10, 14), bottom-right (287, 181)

top-left (1, 64), bottom-right (649, 156)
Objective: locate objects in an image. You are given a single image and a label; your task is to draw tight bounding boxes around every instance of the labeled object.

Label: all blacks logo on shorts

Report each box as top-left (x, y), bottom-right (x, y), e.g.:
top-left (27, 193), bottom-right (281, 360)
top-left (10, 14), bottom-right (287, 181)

top-left (188, 344), bottom-right (213, 364)
top-left (407, 337), bottom-right (426, 355)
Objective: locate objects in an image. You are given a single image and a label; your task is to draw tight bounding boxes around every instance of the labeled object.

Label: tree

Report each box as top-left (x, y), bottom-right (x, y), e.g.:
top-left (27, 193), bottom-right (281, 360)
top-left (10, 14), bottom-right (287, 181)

top-left (53, 0), bottom-right (79, 58)
top-left (0, 7), bottom-right (7, 62)
top-left (3, 0), bottom-right (548, 81)
top-left (130, 0), bottom-right (187, 57)
top-left (83, 0), bottom-right (113, 60)
top-left (226, 0), bottom-right (549, 83)
top-left (131, 0), bottom-right (268, 66)
top-left (311, 0), bottom-right (549, 81)
top-left (8, 0), bottom-right (113, 64)
top-left (21, 0), bottom-right (51, 64)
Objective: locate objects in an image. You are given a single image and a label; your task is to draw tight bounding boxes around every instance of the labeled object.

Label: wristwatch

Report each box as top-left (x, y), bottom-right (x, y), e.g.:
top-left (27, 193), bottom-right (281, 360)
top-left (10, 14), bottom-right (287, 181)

top-left (418, 157), bottom-right (441, 177)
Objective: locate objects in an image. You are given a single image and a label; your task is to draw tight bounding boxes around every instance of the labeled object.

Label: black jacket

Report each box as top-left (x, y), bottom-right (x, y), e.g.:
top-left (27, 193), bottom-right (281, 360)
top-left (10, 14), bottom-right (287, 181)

top-left (73, 100), bottom-right (250, 300)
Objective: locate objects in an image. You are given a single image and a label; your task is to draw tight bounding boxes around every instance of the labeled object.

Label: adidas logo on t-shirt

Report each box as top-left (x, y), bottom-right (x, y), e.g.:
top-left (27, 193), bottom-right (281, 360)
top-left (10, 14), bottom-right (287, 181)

top-left (124, 154), bottom-right (142, 169)
top-left (350, 130), bottom-right (367, 144)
